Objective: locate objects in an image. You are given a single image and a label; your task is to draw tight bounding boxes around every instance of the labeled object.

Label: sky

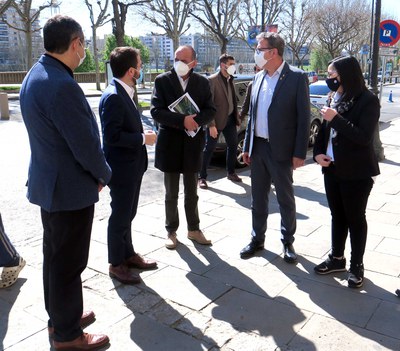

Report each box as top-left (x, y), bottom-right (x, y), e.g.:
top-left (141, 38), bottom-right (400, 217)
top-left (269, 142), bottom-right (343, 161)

top-left (35, 0), bottom-right (400, 40)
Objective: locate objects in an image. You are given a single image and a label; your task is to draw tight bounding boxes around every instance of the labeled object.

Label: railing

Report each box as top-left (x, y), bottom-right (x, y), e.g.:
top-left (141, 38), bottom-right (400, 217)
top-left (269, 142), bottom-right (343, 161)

top-left (0, 72), bottom-right (106, 84)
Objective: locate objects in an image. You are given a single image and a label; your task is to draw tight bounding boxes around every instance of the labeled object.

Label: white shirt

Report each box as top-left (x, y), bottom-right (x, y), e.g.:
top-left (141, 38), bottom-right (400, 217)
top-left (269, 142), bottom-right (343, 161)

top-left (255, 61), bottom-right (285, 139)
top-left (114, 78), bottom-right (145, 145)
top-left (326, 91), bottom-right (341, 161)
top-left (177, 74), bottom-right (189, 91)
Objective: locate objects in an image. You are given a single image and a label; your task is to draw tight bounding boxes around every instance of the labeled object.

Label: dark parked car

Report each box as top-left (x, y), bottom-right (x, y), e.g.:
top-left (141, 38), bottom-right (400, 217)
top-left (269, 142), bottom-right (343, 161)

top-left (214, 75), bottom-right (323, 168)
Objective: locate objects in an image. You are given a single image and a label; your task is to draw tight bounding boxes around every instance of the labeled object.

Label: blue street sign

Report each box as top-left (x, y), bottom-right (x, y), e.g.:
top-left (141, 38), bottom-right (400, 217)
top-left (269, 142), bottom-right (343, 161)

top-left (379, 20), bottom-right (400, 47)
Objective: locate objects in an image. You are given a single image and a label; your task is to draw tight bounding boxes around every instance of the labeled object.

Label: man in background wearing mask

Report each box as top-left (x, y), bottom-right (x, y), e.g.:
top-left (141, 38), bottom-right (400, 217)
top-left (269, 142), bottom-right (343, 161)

top-left (199, 54), bottom-right (242, 189)
top-left (20, 15), bottom-right (111, 350)
top-left (240, 32), bottom-right (310, 263)
top-left (151, 45), bottom-right (216, 249)
top-left (99, 47), bottom-right (157, 285)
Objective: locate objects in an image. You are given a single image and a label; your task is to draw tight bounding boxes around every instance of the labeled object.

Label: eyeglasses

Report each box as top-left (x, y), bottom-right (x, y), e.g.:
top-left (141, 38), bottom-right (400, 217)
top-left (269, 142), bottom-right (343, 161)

top-left (255, 48), bottom-right (273, 55)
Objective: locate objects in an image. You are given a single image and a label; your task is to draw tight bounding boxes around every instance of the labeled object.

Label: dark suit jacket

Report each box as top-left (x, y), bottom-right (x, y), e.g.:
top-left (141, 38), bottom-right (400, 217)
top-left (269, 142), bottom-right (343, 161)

top-left (313, 90), bottom-right (380, 180)
top-left (244, 63), bottom-right (310, 161)
top-left (208, 72), bottom-right (239, 129)
top-left (20, 55), bottom-right (111, 212)
top-left (151, 69), bottom-right (216, 173)
top-left (99, 79), bottom-right (148, 185)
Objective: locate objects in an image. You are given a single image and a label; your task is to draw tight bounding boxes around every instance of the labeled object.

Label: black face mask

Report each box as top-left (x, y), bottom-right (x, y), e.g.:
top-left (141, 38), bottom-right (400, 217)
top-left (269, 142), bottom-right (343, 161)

top-left (325, 77), bottom-right (340, 91)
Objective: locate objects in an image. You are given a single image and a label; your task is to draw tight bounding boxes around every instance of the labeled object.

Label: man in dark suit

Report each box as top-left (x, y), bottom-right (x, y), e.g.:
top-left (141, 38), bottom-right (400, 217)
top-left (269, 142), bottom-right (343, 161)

top-left (20, 15), bottom-right (111, 350)
top-left (99, 47), bottom-right (157, 285)
top-left (199, 53), bottom-right (242, 189)
top-left (151, 45), bottom-right (216, 249)
top-left (240, 32), bottom-right (310, 262)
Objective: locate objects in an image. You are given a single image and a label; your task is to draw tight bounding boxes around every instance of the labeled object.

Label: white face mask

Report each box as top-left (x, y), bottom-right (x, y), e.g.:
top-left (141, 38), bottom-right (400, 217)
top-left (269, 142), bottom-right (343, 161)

top-left (226, 64), bottom-right (236, 76)
top-left (77, 41), bottom-right (86, 67)
top-left (254, 49), bottom-right (271, 69)
top-left (174, 60), bottom-right (192, 77)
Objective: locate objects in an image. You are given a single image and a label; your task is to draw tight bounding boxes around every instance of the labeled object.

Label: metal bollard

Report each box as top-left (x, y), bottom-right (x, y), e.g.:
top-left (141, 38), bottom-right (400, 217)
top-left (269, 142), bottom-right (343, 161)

top-left (0, 93), bottom-right (10, 120)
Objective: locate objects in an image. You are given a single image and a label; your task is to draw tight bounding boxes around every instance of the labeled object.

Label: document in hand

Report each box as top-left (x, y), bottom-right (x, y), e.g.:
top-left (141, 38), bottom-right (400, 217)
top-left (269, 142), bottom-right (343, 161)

top-left (168, 92), bottom-right (201, 137)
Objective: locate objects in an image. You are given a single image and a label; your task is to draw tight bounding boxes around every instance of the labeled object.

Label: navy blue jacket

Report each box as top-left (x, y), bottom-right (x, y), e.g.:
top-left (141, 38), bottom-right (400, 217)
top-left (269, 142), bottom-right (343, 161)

top-left (20, 54), bottom-right (111, 212)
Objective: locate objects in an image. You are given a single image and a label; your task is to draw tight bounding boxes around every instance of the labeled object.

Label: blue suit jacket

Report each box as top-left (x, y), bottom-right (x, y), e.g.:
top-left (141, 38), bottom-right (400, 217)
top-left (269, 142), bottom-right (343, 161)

top-left (99, 79), bottom-right (148, 185)
top-left (20, 54), bottom-right (112, 212)
top-left (244, 62), bottom-right (310, 161)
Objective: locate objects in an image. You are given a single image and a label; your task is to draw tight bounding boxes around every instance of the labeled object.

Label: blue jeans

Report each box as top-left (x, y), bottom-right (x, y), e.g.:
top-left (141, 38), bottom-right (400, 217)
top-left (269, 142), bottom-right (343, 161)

top-left (0, 213), bottom-right (18, 267)
top-left (200, 115), bottom-right (238, 179)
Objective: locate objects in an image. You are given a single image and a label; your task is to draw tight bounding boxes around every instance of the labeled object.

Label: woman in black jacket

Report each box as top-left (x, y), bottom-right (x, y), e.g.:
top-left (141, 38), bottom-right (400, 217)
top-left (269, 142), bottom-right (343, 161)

top-left (313, 56), bottom-right (380, 289)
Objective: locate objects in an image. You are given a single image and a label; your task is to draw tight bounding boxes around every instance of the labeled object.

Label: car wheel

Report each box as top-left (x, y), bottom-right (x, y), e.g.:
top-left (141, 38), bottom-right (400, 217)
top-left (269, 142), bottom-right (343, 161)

top-left (309, 119), bottom-right (321, 147)
top-left (236, 132), bottom-right (247, 168)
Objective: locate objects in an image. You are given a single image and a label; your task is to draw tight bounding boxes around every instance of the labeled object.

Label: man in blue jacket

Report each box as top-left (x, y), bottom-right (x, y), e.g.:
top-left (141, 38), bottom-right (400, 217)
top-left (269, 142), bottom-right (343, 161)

top-left (20, 15), bottom-right (111, 350)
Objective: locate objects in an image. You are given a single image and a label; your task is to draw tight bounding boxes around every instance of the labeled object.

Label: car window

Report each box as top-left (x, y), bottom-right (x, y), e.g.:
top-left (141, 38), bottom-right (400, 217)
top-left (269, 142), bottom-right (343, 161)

top-left (309, 84), bottom-right (330, 95)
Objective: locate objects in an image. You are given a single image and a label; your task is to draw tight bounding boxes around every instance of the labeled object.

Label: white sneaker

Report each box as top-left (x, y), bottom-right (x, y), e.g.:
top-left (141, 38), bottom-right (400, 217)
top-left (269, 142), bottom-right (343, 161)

top-left (0, 256), bottom-right (26, 288)
top-left (187, 230), bottom-right (212, 245)
top-left (165, 232), bottom-right (178, 249)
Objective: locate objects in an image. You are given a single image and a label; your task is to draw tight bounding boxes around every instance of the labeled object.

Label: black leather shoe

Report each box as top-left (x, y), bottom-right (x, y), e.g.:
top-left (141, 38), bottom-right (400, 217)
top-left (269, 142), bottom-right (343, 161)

top-left (283, 243), bottom-right (297, 263)
top-left (240, 241), bottom-right (264, 259)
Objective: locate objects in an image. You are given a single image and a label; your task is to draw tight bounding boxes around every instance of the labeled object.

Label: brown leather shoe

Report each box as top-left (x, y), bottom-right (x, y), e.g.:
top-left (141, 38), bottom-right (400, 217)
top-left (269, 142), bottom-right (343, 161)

top-left (198, 178), bottom-right (208, 189)
top-left (48, 310), bottom-right (96, 336)
top-left (125, 254), bottom-right (157, 270)
top-left (187, 230), bottom-right (212, 245)
top-left (109, 264), bottom-right (141, 284)
top-left (227, 173), bottom-right (242, 182)
top-left (53, 332), bottom-right (109, 350)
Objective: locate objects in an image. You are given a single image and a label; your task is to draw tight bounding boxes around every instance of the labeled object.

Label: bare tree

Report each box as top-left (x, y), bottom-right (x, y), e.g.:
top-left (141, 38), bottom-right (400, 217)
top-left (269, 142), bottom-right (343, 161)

top-left (84, 0), bottom-right (111, 90)
top-left (111, 0), bottom-right (150, 46)
top-left (313, 0), bottom-right (370, 59)
top-left (1, 0), bottom-right (52, 69)
top-left (139, 0), bottom-right (191, 52)
top-left (237, 0), bottom-right (286, 49)
top-left (189, 0), bottom-right (241, 54)
top-left (0, 0), bottom-right (13, 16)
top-left (281, 0), bottom-right (316, 68)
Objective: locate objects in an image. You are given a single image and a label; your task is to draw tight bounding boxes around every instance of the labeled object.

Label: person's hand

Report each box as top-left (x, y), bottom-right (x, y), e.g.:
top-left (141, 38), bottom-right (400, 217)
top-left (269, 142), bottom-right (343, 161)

top-left (320, 106), bottom-right (337, 122)
top-left (209, 126), bottom-right (218, 138)
top-left (315, 154), bottom-right (332, 167)
top-left (292, 157), bottom-right (305, 170)
top-left (243, 152), bottom-right (251, 165)
top-left (98, 183), bottom-right (104, 192)
top-left (184, 114), bottom-right (199, 131)
top-left (144, 130), bottom-right (157, 145)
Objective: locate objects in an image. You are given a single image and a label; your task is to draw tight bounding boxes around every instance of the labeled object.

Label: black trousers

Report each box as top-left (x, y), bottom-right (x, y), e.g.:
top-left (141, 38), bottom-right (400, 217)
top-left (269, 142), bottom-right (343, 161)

top-left (324, 169), bottom-right (373, 267)
top-left (164, 172), bottom-right (199, 233)
top-left (200, 114), bottom-right (238, 178)
top-left (41, 205), bottom-right (94, 342)
top-left (107, 178), bottom-right (142, 265)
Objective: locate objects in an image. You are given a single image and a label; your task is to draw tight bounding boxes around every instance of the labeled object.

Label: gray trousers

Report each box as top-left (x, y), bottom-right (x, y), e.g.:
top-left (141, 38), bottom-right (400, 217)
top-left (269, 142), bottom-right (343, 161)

top-left (164, 172), bottom-right (200, 233)
top-left (0, 213), bottom-right (18, 267)
top-left (250, 138), bottom-right (296, 244)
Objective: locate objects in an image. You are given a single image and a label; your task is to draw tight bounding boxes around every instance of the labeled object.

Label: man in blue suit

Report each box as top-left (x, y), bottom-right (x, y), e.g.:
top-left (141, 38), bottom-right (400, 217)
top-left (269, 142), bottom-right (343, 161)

top-left (240, 32), bottom-right (310, 262)
top-left (99, 47), bottom-right (157, 285)
top-left (20, 15), bottom-right (111, 350)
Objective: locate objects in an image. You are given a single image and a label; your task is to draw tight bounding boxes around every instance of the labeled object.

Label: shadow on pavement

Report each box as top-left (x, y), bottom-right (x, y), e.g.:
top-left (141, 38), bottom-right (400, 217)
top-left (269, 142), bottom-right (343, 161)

top-left (0, 278), bottom-right (27, 350)
top-left (176, 244), bottom-right (317, 350)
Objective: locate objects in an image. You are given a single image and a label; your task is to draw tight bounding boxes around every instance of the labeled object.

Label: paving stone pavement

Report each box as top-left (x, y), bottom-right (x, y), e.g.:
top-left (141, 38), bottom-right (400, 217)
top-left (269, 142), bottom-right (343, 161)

top-left (0, 84), bottom-right (399, 350)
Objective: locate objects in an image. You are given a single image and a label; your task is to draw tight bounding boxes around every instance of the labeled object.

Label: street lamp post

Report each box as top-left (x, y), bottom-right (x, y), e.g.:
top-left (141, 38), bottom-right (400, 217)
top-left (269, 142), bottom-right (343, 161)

top-left (370, 0), bottom-right (385, 161)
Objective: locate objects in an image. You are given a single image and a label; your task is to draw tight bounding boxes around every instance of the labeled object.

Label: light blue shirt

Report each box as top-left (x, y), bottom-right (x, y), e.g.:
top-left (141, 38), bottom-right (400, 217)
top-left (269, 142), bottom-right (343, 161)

top-left (255, 61), bottom-right (285, 139)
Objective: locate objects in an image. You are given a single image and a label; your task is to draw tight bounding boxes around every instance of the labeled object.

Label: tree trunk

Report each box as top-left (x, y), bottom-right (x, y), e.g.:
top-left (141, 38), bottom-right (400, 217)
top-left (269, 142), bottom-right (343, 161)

top-left (172, 36), bottom-right (179, 53)
top-left (220, 39), bottom-right (227, 55)
top-left (112, 0), bottom-right (125, 46)
top-left (92, 26), bottom-right (101, 91)
top-left (26, 29), bottom-right (32, 70)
